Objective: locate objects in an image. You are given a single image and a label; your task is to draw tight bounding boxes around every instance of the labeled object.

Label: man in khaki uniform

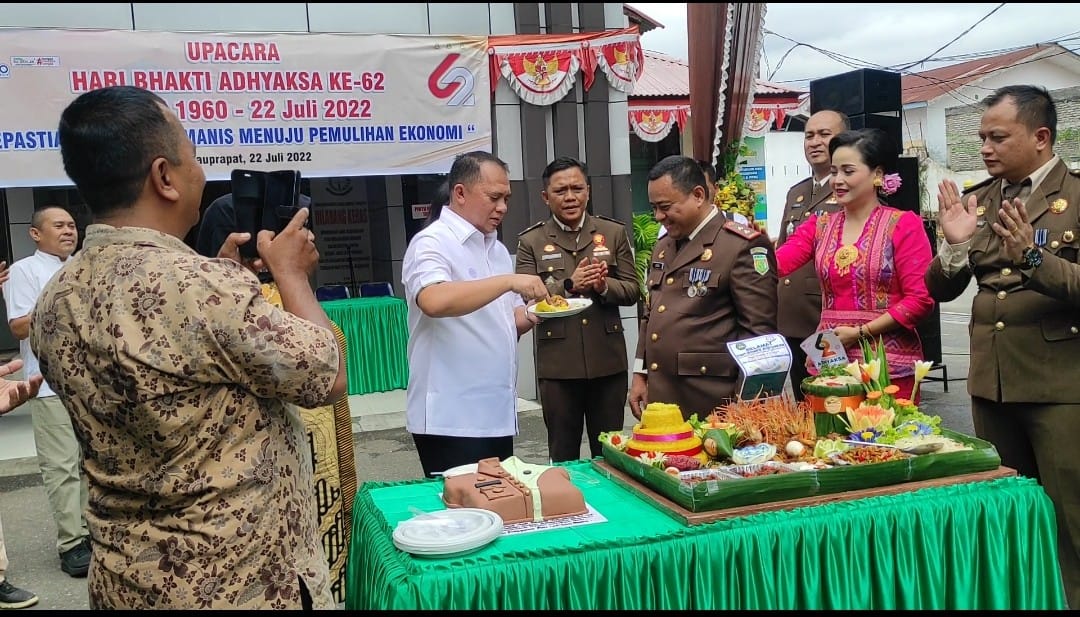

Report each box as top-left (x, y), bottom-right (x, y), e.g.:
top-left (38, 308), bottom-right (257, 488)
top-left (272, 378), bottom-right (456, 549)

top-left (776, 110), bottom-right (848, 397)
top-left (629, 156), bottom-right (778, 421)
top-left (925, 85), bottom-right (1080, 608)
top-left (516, 157), bottom-right (638, 462)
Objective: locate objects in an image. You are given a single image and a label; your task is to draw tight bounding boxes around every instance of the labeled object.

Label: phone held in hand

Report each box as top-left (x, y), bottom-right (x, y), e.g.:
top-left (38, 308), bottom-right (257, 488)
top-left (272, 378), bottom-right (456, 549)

top-left (230, 169), bottom-right (308, 259)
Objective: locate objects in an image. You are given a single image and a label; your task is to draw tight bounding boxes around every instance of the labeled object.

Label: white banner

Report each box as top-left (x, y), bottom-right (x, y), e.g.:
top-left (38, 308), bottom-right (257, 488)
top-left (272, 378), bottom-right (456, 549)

top-left (0, 29), bottom-right (492, 187)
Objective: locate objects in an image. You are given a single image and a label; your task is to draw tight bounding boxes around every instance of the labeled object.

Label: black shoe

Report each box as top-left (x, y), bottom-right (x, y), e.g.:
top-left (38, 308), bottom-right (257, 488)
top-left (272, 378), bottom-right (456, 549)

top-left (0, 580), bottom-right (39, 609)
top-left (59, 540), bottom-right (91, 578)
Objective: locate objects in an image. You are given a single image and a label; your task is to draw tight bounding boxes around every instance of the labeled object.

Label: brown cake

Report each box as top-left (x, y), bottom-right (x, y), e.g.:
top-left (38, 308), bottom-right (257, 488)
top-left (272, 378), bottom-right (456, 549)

top-left (442, 456), bottom-right (587, 523)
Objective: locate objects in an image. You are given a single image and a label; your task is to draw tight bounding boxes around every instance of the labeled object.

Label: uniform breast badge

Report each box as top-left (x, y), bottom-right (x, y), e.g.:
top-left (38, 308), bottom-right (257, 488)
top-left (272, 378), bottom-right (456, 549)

top-left (1051, 199), bottom-right (1068, 214)
top-left (1064, 230), bottom-right (1075, 243)
top-left (834, 244), bottom-right (859, 276)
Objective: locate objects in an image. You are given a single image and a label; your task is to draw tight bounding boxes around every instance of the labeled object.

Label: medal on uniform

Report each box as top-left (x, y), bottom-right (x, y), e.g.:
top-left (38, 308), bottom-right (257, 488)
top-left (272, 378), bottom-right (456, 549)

top-left (687, 268), bottom-right (700, 297)
top-left (1034, 228), bottom-right (1048, 247)
top-left (1051, 199), bottom-right (1068, 214)
top-left (701, 248), bottom-right (713, 262)
top-left (786, 221), bottom-right (795, 236)
top-left (1064, 230), bottom-right (1075, 243)
top-left (976, 206), bottom-right (986, 217)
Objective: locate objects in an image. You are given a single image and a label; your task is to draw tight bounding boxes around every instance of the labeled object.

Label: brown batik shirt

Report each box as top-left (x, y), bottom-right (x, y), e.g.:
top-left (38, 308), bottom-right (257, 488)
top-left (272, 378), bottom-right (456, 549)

top-left (29, 224), bottom-right (339, 609)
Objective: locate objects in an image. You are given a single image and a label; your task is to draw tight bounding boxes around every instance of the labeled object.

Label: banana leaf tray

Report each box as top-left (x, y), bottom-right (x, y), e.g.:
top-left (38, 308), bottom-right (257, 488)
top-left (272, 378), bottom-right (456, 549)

top-left (599, 429), bottom-right (1001, 513)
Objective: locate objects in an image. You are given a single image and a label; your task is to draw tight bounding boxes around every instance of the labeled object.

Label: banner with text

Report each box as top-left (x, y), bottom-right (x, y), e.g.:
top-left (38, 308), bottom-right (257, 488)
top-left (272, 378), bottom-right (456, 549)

top-left (0, 29), bottom-right (491, 187)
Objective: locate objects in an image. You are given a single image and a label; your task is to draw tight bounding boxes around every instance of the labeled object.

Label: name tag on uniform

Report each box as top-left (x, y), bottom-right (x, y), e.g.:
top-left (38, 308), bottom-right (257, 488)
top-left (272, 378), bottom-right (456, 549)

top-left (593, 248), bottom-right (611, 257)
top-left (652, 261), bottom-right (665, 270)
top-left (541, 253), bottom-right (563, 261)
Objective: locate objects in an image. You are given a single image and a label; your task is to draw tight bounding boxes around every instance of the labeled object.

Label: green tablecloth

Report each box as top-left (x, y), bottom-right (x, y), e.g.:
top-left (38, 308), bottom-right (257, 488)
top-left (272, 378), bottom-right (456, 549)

top-left (320, 296), bottom-right (409, 395)
top-left (346, 462), bottom-right (1067, 610)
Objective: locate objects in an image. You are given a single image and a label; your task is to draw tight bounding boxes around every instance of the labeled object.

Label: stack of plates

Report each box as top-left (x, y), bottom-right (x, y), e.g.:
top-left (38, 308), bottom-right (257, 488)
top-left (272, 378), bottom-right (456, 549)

top-left (392, 508), bottom-right (503, 558)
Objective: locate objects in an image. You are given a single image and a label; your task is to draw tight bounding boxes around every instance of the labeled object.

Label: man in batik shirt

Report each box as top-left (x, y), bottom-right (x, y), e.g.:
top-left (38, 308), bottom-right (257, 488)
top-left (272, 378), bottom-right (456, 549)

top-left (30, 86), bottom-right (347, 609)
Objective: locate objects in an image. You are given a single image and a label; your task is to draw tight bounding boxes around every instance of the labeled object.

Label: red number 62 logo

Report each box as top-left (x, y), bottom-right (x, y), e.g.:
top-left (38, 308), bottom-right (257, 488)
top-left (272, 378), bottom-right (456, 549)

top-left (428, 53), bottom-right (476, 107)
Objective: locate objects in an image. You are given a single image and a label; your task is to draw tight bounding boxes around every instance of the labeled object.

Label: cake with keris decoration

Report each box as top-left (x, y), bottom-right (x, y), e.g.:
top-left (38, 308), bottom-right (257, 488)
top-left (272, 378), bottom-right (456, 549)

top-left (442, 456), bottom-right (586, 523)
top-left (626, 402), bottom-right (707, 462)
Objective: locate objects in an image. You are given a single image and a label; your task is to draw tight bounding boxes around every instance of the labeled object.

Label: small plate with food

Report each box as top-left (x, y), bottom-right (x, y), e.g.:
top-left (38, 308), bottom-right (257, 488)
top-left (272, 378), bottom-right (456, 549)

top-left (528, 296), bottom-right (593, 319)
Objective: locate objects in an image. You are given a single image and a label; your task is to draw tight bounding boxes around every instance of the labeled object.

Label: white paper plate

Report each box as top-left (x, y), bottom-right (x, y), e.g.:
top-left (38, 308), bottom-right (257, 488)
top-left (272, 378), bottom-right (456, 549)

top-left (393, 508), bottom-right (503, 557)
top-left (528, 298), bottom-right (593, 319)
top-left (439, 463), bottom-right (479, 478)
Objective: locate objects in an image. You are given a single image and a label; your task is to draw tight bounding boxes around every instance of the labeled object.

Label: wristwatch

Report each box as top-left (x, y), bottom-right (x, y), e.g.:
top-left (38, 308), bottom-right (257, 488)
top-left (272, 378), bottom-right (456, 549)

top-left (1021, 245), bottom-right (1043, 269)
top-left (563, 278), bottom-right (576, 294)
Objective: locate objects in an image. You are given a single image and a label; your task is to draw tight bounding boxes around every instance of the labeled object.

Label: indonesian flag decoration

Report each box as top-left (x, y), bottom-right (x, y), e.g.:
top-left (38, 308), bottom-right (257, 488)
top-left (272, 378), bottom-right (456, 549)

top-left (629, 106), bottom-right (688, 143)
top-left (488, 27), bottom-right (641, 106)
top-left (493, 41), bottom-right (586, 106)
top-left (595, 32), bottom-right (643, 93)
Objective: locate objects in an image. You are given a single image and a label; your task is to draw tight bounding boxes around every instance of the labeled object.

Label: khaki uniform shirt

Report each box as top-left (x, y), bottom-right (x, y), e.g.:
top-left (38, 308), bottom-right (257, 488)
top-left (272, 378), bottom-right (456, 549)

top-left (776, 176), bottom-right (840, 339)
top-left (516, 214), bottom-right (639, 380)
top-left (636, 215), bottom-right (779, 418)
top-left (925, 160), bottom-right (1080, 403)
top-left (29, 225), bottom-right (339, 609)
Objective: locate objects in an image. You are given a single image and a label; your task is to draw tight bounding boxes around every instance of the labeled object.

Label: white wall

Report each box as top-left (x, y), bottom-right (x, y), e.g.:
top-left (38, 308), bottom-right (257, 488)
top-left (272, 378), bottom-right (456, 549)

top-left (923, 56), bottom-right (1080, 164)
top-left (762, 131), bottom-right (808, 240)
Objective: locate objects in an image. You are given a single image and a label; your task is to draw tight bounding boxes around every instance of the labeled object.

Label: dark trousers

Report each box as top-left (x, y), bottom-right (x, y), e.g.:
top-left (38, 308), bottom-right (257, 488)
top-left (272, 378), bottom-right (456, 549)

top-left (411, 433), bottom-right (514, 478)
top-left (539, 373), bottom-right (628, 463)
top-left (786, 336), bottom-right (812, 401)
top-left (972, 396), bottom-right (1080, 608)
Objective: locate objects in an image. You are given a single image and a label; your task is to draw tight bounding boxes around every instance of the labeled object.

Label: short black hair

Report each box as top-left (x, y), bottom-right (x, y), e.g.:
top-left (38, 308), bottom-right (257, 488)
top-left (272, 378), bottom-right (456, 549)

top-left (648, 155), bottom-right (707, 196)
top-left (58, 86), bottom-right (181, 218)
top-left (983, 85), bottom-right (1057, 143)
top-left (695, 159), bottom-right (717, 185)
top-left (542, 157), bottom-right (588, 186)
top-left (31, 205), bottom-right (72, 229)
top-left (447, 151), bottom-right (509, 194)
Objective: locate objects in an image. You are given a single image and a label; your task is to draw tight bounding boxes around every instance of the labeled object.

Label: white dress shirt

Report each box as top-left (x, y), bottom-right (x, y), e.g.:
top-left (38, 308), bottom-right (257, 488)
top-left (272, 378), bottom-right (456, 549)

top-left (401, 207), bottom-right (522, 437)
top-left (3, 250), bottom-right (68, 398)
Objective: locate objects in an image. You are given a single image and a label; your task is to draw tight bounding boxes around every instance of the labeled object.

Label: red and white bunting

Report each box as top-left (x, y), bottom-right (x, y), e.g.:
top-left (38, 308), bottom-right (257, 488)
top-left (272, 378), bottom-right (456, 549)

top-left (491, 41), bottom-right (588, 106)
top-left (629, 106), bottom-right (688, 143)
top-left (488, 27), bottom-right (642, 106)
top-left (594, 32), bottom-right (643, 94)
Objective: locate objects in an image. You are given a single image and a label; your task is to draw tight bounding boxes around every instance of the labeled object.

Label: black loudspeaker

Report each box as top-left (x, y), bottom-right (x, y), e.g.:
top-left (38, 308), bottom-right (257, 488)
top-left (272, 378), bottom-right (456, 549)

top-left (848, 113), bottom-right (902, 155)
top-left (810, 68), bottom-right (902, 116)
top-left (889, 156), bottom-right (920, 214)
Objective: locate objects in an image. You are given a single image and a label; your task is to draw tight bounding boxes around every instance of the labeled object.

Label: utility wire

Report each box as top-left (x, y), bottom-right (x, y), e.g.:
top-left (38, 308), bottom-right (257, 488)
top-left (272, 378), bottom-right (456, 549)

top-left (893, 3), bottom-right (1007, 71)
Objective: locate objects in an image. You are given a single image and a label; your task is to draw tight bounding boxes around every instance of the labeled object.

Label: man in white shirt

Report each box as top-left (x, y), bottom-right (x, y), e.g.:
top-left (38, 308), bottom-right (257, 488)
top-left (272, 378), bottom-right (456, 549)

top-left (2, 206), bottom-right (91, 578)
top-left (401, 151), bottom-right (548, 477)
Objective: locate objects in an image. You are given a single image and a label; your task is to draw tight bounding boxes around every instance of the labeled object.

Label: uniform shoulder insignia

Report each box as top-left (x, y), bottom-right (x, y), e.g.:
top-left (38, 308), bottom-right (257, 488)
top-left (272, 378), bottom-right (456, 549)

top-left (723, 220), bottom-right (761, 241)
top-left (961, 176), bottom-right (994, 194)
top-left (517, 220), bottom-right (545, 236)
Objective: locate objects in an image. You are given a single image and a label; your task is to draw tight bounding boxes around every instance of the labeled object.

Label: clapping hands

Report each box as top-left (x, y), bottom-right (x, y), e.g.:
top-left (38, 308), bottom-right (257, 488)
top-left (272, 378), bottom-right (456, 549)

top-left (568, 257), bottom-right (608, 294)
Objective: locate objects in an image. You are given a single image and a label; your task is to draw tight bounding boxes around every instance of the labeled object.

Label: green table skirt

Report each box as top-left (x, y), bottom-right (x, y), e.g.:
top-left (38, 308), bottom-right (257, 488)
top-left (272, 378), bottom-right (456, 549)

top-left (320, 296), bottom-right (409, 395)
top-left (346, 462), bottom-right (1066, 610)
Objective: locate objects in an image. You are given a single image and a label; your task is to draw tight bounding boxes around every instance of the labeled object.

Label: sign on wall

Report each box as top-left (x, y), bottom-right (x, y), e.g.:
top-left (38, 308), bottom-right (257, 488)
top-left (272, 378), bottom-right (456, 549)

top-left (0, 29), bottom-right (491, 187)
top-left (309, 177), bottom-right (372, 289)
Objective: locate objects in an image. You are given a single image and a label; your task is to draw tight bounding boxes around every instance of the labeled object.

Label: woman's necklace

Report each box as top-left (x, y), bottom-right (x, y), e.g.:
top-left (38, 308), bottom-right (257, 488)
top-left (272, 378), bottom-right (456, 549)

top-left (834, 244), bottom-right (859, 276)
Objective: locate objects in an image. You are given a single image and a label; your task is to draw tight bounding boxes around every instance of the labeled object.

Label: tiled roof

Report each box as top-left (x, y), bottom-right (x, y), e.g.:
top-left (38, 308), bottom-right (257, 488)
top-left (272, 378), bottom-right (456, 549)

top-left (633, 50), bottom-right (808, 99)
top-left (901, 44), bottom-right (1058, 105)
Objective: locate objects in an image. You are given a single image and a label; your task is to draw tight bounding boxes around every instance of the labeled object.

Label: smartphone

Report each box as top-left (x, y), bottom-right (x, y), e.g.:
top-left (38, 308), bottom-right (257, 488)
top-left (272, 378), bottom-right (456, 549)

top-left (230, 169), bottom-right (307, 259)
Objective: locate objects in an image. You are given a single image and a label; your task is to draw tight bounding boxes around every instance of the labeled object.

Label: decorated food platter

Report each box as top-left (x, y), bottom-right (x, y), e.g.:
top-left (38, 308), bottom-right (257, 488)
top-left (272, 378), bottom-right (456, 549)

top-left (527, 296), bottom-right (592, 319)
top-left (598, 340), bottom-right (1001, 513)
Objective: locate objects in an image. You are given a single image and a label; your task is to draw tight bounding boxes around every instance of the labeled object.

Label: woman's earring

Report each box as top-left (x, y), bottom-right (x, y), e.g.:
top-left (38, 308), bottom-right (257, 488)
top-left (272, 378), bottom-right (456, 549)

top-left (873, 177), bottom-right (883, 188)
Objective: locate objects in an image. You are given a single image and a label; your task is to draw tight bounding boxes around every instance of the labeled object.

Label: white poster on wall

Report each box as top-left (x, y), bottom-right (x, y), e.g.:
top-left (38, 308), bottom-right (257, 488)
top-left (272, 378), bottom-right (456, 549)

top-left (310, 177), bottom-right (372, 291)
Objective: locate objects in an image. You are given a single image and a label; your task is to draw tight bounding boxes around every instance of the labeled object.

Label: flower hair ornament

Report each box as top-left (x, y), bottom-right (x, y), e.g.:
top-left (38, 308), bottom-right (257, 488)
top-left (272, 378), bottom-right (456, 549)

top-left (875, 173), bottom-right (903, 196)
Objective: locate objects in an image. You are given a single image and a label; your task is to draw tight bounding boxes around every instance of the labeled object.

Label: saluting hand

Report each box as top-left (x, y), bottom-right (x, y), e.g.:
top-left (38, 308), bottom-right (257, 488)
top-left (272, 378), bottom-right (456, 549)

top-left (936, 180), bottom-right (979, 245)
top-left (992, 198), bottom-right (1034, 264)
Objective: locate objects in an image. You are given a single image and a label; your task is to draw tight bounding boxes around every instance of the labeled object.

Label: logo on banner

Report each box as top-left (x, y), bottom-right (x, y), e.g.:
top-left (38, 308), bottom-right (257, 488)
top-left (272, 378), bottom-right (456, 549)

top-left (11, 56), bottom-right (60, 67)
top-left (428, 53), bottom-right (476, 107)
top-left (0, 64), bottom-right (9, 79)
